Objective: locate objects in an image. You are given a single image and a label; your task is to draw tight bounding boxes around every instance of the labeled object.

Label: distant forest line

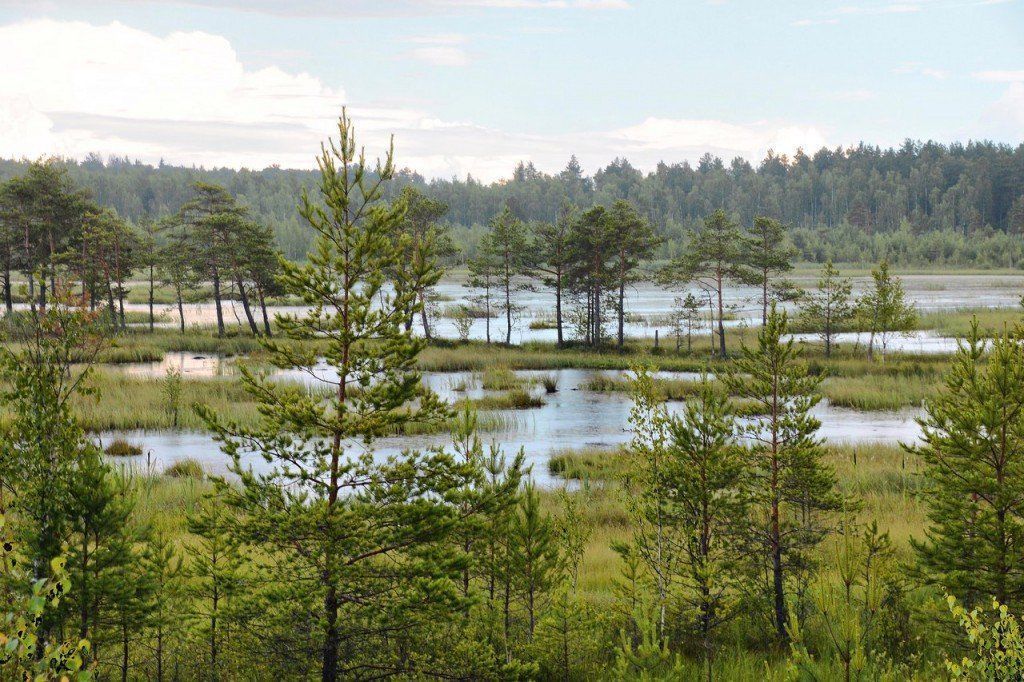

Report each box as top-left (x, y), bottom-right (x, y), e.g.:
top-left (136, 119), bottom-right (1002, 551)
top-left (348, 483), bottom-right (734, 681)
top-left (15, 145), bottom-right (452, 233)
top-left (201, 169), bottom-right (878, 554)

top-left (2, 138), bottom-right (1023, 267)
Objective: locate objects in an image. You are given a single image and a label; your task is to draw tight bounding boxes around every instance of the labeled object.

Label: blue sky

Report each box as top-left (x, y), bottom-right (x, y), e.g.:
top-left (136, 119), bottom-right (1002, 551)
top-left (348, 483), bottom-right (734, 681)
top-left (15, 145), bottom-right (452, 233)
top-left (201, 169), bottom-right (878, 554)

top-left (0, 0), bottom-right (1021, 179)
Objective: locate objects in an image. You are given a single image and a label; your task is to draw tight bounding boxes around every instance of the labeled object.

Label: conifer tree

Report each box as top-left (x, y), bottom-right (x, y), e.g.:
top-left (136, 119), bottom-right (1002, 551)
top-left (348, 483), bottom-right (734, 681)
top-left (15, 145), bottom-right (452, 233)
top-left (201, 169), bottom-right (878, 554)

top-left (468, 233), bottom-right (499, 344)
top-left (663, 375), bottom-right (746, 680)
top-left (140, 531), bottom-right (184, 682)
top-left (745, 216), bottom-right (797, 326)
top-left (395, 186), bottom-right (453, 340)
top-left (567, 205), bottom-right (616, 346)
top-left (724, 306), bottom-right (841, 644)
top-left (200, 110), bottom-right (492, 681)
top-left (659, 210), bottom-right (751, 357)
top-left (533, 204), bottom-right (574, 347)
top-left (799, 260), bottom-right (855, 358)
top-left (911, 322), bottom-right (1024, 610)
top-left (483, 205), bottom-right (532, 344)
top-left (510, 482), bottom-right (561, 640)
top-left (607, 200), bottom-right (660, 348)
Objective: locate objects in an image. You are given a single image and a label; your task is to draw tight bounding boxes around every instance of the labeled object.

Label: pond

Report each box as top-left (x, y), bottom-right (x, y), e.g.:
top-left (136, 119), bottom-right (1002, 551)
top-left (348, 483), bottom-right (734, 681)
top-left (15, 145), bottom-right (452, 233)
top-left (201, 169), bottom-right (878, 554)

top-left (99, 367), bottom-right (924, 487)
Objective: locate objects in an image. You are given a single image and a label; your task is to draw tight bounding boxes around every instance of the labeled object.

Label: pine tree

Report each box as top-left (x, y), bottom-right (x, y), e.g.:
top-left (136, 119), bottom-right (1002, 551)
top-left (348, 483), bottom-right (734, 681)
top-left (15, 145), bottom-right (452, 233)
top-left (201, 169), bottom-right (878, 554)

top-left (799, 260), bottom-right (855, 358)
top-left (468, 233), bottom-right (499, 344)
top-left (395, 186), bottom-right (454, 340)
top-left (607, 200), bottom-right (660, 348)
top-left (533, 204), bottom-right (574, 347)
top-left (746, 216), bottom-right (797, 326)
top-left (177, 182), bottom-right (246, 337)
top-left (140, 531), bottom-right (184, 682)
top-left (659, 210), bottom-right (751, 358)
top-left (662, 375), bottom-right (746, 681)
top-left (510, 482), bottom-right (561, 640)
top-left (199, 110), bottom-right (492, 681)
top-left (484, 205), bottom-right (532, 344)
top-left (184, 496), bottom-right (246, 681)
top-left (671, 293), bottom-right (702, 353)
top-left (724, 306), bottom-right (841, 644)
top-left (911, 322), bottom-right (1024, 610)
top-left (567, 205), bottom-right (616, 347)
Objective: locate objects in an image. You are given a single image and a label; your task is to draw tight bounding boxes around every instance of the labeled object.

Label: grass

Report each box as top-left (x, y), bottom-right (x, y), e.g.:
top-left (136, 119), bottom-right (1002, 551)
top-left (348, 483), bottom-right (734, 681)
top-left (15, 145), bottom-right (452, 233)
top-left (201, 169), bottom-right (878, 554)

top-left (462, 389), bottom-right (544, 410)
top-left (540, 373), bottom-right (559, 393)
top-left (164, 458), bottom-right (205, 479)
top-left (822, 374), bottom-right (940, 410)
top-left (104, 437), bottom-right (143, 456)
top-left (480, 365), bottom-right (523, 390)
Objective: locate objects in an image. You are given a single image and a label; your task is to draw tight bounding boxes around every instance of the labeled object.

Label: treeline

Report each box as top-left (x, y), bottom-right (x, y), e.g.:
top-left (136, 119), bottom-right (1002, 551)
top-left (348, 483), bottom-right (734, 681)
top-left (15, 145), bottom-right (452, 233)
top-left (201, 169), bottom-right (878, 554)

top-left (0, 163), bottom-right (282, 336)
top-left (2, 138), bottom-right (1024, 265)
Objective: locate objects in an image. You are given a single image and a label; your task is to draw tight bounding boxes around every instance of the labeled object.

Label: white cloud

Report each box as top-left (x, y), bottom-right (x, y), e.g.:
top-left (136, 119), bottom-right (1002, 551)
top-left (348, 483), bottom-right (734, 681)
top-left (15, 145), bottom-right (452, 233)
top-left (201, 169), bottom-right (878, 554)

top-left (792, 18), bottom-right (840, 26)
top-left (0, 0), bottom-right (630, 14)
top-left (974, 70), bottom-right (1024, 82)
top-left (894, 63), bottom-right (948, 79)
top-left (975, 82), bottom-right (1024, 138)
top-left (0, 18), bottom-right (825, 181)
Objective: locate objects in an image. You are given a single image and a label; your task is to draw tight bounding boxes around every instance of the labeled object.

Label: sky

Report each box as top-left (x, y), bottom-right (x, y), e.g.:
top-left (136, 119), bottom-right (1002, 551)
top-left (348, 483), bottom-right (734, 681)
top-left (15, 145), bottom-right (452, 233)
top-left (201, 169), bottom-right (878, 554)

top-left (0, 0), bottom-right (1022, 181)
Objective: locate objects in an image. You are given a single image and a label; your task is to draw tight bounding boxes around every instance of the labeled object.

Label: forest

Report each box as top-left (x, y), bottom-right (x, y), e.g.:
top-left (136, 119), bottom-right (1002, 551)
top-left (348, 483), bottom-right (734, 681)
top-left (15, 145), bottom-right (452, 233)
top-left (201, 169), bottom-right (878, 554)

top-left (1, 110), bottom-right (1024, 682)
top-left (2, 137), bottom-right (1023, 268)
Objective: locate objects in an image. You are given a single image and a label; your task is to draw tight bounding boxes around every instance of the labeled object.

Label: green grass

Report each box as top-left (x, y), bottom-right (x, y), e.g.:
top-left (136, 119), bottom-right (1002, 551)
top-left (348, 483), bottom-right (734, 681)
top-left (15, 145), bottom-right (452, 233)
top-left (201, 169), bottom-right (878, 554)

top-left (104, 437), bottom-right (143, 456)
top-left (822, 374), bottom-right (940, 410)
top-left (462, 388), bottom-right (544, 410)
top-left (164, 458), bottom-right (205, 479)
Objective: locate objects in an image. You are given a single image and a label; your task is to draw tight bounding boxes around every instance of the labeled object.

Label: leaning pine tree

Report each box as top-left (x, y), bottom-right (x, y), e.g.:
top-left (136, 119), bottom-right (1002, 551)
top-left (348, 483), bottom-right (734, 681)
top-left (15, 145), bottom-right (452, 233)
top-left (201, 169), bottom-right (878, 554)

top-left (200, 110), bottom-right (486, 681)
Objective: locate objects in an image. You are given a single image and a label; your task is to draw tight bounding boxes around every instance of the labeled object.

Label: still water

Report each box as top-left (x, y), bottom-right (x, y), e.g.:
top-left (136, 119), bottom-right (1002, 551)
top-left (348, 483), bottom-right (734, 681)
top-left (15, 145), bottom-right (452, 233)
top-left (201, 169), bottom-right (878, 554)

top-left (101, 365), bottom-right (923, 486)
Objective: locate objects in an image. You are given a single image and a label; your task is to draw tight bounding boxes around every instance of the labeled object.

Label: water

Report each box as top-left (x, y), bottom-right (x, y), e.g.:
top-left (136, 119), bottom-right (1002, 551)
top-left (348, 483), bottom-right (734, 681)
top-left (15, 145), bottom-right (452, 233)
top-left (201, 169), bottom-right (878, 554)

top-left (41, 272), bottom-right (1021, 345)
top-left (99, 367), bottom-right (924, 486)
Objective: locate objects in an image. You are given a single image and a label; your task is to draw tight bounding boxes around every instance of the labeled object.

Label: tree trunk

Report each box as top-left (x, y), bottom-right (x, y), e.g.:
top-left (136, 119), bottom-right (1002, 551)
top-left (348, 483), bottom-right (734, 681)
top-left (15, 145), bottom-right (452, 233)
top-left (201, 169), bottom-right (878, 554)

top-left (762, 270), bottom-right (769, 326)
top-left (554, 270), bottom-right (563, 347)
top-left (149, 263), bottom-right (155, 332)
top-left (257, 286), bottom-right (272, 337)
top-left (419, 289), bottom-right (432, 340)
top-left (2, 261), bottom-right (11, 313)
top-left (322, 584), bottom-right (339, 682)
top-left (617, 273), bottom-right (625, 349)
top-left (176, 289), bottom-right (186, 334)
top-left (212, 269), bottom-right (225, 337)
top-left (235, 277), bottom-right (260, 335)
top-left (716, 273), bottom-right (727, 358)
top-left (120, 619), bottom-right (129, 682)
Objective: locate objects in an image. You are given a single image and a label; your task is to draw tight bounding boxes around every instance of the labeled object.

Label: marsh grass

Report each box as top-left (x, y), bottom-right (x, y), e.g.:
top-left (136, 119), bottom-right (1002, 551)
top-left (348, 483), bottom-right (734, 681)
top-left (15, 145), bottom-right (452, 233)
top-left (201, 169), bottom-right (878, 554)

top-left (164, 458), bottom-right (205, 479)
top-left (462, 389), bottom-right (544, 410)
top-left (104, 437), bottom-right (143, 456)
top-left (822, 374), bottom-right (939, 410)
top-left (480, 365), bottom-right (522, 390)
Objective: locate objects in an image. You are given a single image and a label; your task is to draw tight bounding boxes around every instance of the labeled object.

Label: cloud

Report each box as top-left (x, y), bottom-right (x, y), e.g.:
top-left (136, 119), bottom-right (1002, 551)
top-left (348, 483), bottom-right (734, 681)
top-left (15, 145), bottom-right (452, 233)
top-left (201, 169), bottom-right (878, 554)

top-left (894, 63), bottom-right (948, 79)
top-left (975, 82), bottom-right (1024, 139)
top-left (406, 34), bottom-right (470, 67)
top-left (792, 18), bottom-right (840, 26)
top-left (0, 18), bottom-right (824, 181)
top-left (0, 0), bottom-right (629, 16)
top-left (974, 70), bottom-right (1024, 82)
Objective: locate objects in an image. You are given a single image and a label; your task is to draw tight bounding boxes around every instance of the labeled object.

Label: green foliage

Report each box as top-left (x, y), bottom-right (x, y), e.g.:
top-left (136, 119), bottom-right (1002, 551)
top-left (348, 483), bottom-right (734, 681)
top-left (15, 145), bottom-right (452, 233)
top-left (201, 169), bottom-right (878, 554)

top-left (860, 260), bottom-right (917, 361)
top-left (946, 595), bottom-right (1024, 680)
top-left (911, 321), bottom-right (1024, 610)
top-left (799, 260), bottom-right (856, 358)
top-left (724, 306), bottom-right (842, 644)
